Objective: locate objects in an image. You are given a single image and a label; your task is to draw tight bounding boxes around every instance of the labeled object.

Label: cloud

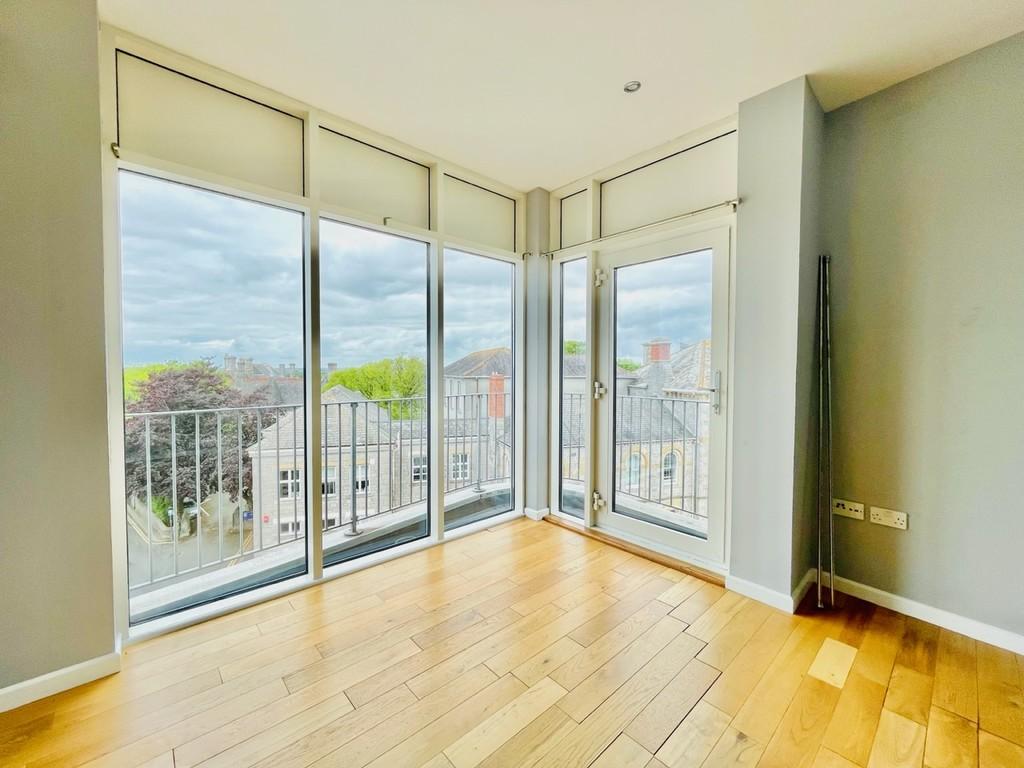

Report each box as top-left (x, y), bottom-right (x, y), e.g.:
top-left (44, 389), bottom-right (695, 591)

top-left (120, 171), bottom-right (710, 376)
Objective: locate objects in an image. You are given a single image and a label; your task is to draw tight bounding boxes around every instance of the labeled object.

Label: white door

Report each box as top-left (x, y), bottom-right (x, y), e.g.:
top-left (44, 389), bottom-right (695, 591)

top-left (592, 225), bottom-right (731, 567)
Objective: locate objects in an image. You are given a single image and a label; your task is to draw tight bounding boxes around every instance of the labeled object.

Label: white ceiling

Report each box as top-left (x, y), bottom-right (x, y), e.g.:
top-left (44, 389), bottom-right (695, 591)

top-left (98, 0), bottom-right (1024, 192)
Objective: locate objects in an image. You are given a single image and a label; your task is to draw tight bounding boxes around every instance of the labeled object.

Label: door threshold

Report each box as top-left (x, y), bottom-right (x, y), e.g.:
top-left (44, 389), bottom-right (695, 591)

top-left (543, 515), bottom-right (724, 586)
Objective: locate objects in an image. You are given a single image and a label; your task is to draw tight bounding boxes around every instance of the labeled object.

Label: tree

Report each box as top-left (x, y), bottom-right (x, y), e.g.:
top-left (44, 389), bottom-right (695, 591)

top-left (123, 361), bottom-right (192, 402)
top-left (324, 357), bottom-right (426, 418)
top-left (563, 340), bottom-right (585, 355)
top-left (123, 361), bottom-right (277, 532)
top-left (617, 359), bottom-right (641, 372)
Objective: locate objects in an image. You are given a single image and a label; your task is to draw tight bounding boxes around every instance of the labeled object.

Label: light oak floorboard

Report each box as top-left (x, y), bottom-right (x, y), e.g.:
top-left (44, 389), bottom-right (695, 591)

top-left (0, 520), bottom-right (1014, 768)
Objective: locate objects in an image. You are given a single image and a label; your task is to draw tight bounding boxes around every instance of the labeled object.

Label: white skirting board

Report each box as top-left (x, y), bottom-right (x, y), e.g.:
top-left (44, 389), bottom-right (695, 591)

top-left (725, 573), bottom-right (802, 613)
top-left (0, 651), bottom-right (121, 713)
top-left (524, 507), bottom-right (549, 521)
top-left (729, 568), bottom-right (1024, 654)
top-left (812, 570), bottom-right (1024, 655)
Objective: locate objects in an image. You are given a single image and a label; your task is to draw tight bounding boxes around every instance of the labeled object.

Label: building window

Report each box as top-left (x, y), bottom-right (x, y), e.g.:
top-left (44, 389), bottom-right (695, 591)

top-left (279, 469), bottom-right (301, 498)
top-left (450, 452), bottom-right (470, 481)
top-left (355, 464), bottom-right (369, 494)
top-left (412, 456), bottom-right (427, 483)
top-left (662, 452), bottom-right (678, 481)
top-left (322, 466), bottom-right (337, 496)
top-left (628, 454), bottom-right (642, 488)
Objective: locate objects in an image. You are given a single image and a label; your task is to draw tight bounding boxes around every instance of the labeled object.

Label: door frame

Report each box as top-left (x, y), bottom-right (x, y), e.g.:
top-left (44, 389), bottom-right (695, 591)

top-left (548, 212), bottom-right (736, 574)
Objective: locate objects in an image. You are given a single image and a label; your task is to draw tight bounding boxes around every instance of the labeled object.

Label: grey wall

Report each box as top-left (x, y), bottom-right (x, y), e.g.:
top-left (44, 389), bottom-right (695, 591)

top-left (823, 32), bottom-right (1024, 634)
top-left (731, 77), bottom-right (822, 599)
top-left (0, 0), bottom-right (115, 686)
top-left (791, 84), bottom-right (825, 593)
top-left (524, 188), bottom-right (551, 512)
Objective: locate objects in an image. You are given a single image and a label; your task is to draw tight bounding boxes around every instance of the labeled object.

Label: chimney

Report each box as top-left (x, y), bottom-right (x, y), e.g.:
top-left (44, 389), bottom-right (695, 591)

top-left (488, 373), bottom-right (506, 418)
top-left (643, 338), bottom-right (671, 365)
top-left (327, 362), bottom-right (337, 372)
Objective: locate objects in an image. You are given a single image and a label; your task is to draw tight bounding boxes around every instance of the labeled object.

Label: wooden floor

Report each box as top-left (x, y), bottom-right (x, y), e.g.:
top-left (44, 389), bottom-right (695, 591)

top-left (2, 519), bottom-right (1023, 768)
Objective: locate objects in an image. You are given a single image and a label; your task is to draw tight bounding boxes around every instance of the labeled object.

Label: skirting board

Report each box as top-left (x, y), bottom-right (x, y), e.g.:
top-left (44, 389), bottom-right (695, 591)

top-left (0, 651), bottom-right (121, 713)
top-left (524, 507), bottom-right (549, 521)
top-left (812, 569), bottom-right (1024, 655)
top-left (725, 573), bottom-right (806, 613)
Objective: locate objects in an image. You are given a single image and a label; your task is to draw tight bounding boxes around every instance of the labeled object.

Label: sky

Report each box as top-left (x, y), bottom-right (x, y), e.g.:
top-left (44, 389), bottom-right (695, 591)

top-left (121, 171), bottom-right (513, 373)
top-left (120, 170), bottom-right (709, 375)
top-left (560, 251), bottom-right (711, 364)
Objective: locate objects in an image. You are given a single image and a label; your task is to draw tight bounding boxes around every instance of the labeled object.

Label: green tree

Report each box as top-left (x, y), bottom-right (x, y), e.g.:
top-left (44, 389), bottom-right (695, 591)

top-left (324, 357), bottom-right (426, 418)
top-left (123, 361), bottom-right (191, 402)
top-left (617, 359), bottom-right (641, 372)
top-left (563, 340), bottom-right (585, 355)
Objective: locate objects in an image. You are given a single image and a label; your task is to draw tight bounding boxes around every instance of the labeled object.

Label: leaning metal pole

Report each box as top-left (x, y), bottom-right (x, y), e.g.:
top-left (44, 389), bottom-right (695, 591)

top-left (824, 255), bottom-right (835, 607)
top-left (816, 253), bottom-right (835, 609)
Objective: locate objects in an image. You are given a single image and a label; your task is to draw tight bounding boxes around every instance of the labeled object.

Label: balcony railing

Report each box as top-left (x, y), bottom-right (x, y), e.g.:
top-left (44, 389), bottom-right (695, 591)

top-left (124, 393), bottom-right (511, 591)
top-left (561, 393), bottom-right (709, 524)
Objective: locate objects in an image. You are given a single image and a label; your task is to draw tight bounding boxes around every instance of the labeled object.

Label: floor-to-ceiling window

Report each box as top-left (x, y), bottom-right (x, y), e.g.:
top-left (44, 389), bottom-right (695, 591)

top-left (110, 41), bottom-right (522, 629)
top-left (442, 249), bottom-right (516, 530)
top-left (318, 219), bottom-right (430, 567)
top-left (120, 171), bottom-right (306, 624)
top-left (557, 257), bottom-right (588, 518)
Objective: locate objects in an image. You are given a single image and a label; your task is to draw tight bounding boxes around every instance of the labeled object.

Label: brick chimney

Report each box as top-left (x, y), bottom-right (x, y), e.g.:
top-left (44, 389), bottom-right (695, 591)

top-left (643, 338), bottom-right (671, 364)
top-left (488, 373), bottom-right (506, 418)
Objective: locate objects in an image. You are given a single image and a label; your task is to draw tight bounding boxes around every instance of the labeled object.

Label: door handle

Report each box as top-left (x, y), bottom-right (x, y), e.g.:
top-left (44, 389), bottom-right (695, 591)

top-left (703, 370), bottom-right (722, 414)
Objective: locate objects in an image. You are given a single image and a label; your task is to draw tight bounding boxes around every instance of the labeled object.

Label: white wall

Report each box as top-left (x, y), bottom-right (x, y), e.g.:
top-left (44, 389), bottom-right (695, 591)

top-left (0, 0), bottom-right (115, 688)
top-left (823, 32), bottom-right (1024, 635)
top-left (729, 77), bottom-right (822, 601)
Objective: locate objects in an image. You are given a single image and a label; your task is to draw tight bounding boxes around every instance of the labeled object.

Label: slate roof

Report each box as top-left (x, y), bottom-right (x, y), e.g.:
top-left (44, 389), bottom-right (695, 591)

top-left (254, 385), bottom-right (394, 451)
top-left (444, 348), bottom-right (513, 378)
top-left (559, 392), bottom-right (699, 448)
top-left (631, 339), bottom-right (711, 395)
top-left (561, 354), bottom-right (638, 379)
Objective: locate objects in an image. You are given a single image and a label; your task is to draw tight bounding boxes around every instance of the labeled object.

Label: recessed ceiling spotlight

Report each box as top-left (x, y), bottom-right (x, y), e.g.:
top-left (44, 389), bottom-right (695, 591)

top-left (623, 80), bottom-right (642, 94)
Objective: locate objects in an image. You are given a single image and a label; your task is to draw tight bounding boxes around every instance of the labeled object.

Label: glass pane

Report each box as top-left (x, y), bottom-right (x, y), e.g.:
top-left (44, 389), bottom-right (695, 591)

top-left (558, 258), bottom-right (587, 518)
top-left (612, 249), bottom-right (712, 538)
top-left (443, 249), bottom-right (515, 530)
top-left (120, 170), bottom-right (306, 624)
top-left (319, 220), bottom-right (430, 567)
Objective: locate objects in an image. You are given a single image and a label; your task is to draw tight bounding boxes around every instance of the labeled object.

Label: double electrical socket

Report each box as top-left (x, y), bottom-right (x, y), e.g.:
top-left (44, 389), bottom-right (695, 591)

top-left (832, 498), bottom-right (865, 520)
top-left (833, 498), bottom-right (908, 530)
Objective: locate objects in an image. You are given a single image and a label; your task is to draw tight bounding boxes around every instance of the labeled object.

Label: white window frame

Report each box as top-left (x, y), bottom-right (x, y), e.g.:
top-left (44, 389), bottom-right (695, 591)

top-left (100, 27), bottom-right (527, 647)
top-left (450, 452), bottom-right (470, 481)
top-left (322, 466), bottom-right (337, 496)
top-left (279, 469), bottom-right (302, 499)
top-left (411, 455), bottom-right (428, 484)
top-left (354, 464), bottom-right (369, 494)
top-left (662, 451), bottom-right (678, 482)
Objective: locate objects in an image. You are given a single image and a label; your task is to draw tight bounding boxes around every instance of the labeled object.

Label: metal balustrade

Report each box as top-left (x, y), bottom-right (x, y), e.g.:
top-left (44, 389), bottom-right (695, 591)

top-left (124, 393), bottom-right (512, 589)
top-left (560, 392), bottom-right (709, 520)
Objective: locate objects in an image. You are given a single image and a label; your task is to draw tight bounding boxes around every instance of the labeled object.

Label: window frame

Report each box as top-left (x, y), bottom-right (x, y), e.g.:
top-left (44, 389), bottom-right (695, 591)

top-left (101, 27), bottom-right (527, 645)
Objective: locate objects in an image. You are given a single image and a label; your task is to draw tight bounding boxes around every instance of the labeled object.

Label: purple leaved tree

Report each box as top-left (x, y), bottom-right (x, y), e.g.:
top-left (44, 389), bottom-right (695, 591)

top-left (123, 361), bottom-right (281, 532)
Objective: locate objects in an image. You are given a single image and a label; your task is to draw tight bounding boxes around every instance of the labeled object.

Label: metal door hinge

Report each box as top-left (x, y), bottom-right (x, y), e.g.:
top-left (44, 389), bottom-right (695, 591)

top-left (592, 491), bottom-right (606, 510)
top-left (593, 381), bottom-right (607, 400)
top-left (594, 268), bottom-right (608, 288)
top-left (110, 142), bottom-right (120, 158)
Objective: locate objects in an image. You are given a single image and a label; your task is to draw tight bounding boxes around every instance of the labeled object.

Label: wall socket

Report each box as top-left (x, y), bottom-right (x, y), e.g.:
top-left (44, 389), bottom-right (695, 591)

top-left (832, 498), bottom-right (865, 520)
top-left (870, 506), bottom-right (908, 530)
